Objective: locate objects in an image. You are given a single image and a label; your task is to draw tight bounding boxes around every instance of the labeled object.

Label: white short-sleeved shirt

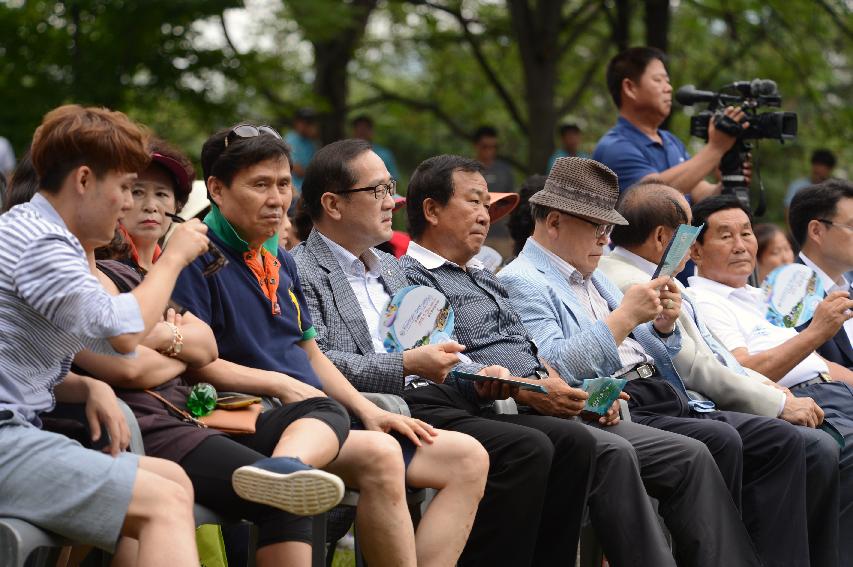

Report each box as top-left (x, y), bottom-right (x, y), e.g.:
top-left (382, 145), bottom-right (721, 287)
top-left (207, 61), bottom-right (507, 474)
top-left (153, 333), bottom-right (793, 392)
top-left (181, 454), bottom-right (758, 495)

top-left (687, 275), bottom-right (828, 388)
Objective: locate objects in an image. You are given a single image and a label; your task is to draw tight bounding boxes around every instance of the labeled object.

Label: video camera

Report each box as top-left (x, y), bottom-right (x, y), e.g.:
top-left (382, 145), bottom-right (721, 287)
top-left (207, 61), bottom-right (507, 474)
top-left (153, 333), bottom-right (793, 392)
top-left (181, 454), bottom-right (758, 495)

top-left (676, 79), bottom-right (797, 215)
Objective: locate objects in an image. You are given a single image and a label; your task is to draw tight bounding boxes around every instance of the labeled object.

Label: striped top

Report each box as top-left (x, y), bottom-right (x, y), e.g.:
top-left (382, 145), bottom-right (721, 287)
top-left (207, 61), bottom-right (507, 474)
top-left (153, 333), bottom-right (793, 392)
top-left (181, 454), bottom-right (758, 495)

top-left (0, 194), bottom-right (143, 425)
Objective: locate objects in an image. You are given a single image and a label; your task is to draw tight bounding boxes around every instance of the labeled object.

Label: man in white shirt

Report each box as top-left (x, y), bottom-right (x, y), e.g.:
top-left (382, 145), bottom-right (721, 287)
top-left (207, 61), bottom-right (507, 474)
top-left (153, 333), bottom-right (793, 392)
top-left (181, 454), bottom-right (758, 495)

top-left (788, 179), bottom-right (853, 369)
top-left (600, 180), bottom-right (839, 567)
top-left (688, 194), bottom-right (853, 567)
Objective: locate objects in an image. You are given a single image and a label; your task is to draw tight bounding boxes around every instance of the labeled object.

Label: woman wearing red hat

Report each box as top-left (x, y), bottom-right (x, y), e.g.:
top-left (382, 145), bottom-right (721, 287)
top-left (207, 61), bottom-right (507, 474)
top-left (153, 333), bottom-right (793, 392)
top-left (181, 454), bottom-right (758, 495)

top-left (118, 138), bottom-right (194, 272)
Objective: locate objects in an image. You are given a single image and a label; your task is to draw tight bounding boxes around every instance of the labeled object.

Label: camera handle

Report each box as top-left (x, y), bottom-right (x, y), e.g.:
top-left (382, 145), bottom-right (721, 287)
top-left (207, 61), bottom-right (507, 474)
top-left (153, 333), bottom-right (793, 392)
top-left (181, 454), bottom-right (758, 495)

top-left (719, 139), bottom-right (766, 217)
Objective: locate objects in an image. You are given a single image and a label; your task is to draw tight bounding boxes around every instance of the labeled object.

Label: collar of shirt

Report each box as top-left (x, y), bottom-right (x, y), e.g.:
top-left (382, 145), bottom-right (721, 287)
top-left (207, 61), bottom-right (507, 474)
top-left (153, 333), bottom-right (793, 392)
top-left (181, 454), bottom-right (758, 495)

top-left (204, 203), bottom-right (279, 256)
top-left (527, 237), bottom-right (588, 286)
top-left (799, 252), bottom-right (851, 293)
top-left (610, 246), bottom-right (658, 276)
top-left (615, 116), bottom-right (664, 148)
top-left (688, 275), bottom-right (766, 314)
top-left (318, 231), bottom-right (381, 278)
top-left (406, 240), bottom-right (484, 271)
top-left (28, 193), bottom-right (68, 229)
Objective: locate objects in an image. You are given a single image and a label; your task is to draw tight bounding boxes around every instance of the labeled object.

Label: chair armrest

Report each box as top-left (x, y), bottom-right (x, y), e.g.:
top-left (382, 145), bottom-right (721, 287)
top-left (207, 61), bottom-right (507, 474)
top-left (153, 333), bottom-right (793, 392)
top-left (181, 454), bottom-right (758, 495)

top-left (116, 398), bottom-right (145, 455)
top-left (361, 393), bottom-right (411, 417)
top-left (492, 398), bottom-right (519, 415)
top-left (0, 517), bottom-right (70, 567)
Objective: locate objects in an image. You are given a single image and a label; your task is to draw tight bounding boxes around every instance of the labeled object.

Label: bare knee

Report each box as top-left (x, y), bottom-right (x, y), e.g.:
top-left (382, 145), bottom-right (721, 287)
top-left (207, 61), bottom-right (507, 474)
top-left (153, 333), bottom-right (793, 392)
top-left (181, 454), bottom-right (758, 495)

top-left (449, 434), bottom-right (489, 489)
top-left (355, 433), bottom-right (406, 489)
top-left (127, 469), bottom-right (195, 536)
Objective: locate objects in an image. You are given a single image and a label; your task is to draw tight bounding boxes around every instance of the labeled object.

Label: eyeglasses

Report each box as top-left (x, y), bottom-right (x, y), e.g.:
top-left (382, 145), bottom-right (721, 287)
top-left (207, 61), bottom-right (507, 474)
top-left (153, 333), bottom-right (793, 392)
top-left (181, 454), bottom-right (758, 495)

top-left (338, 179), bottom-right (397, 200)
top-left (570, 214), bottom-right (614, 239)
top-left (818, 219), bottom-right (853, 232)
top-left (165, 212), bottom-right (229, 277)
top-left (224, 124), bottom-right (282, 148)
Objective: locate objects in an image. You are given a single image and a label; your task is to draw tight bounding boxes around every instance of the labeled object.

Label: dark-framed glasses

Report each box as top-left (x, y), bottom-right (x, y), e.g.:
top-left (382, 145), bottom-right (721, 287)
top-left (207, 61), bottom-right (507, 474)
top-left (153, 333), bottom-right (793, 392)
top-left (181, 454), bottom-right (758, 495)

top-left (224, 124), bottom-right (282, 148)
top-left (338, 178), bottom-right (397, 200)
top-left (818, 219), bottom-right (853, 232)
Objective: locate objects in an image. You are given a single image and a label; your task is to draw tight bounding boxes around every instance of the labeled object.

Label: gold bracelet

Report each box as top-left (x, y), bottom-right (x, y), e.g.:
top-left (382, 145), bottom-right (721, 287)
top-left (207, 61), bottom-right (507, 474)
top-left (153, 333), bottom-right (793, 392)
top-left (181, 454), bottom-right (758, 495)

top-left (160, 322), bottom-right (184, 357)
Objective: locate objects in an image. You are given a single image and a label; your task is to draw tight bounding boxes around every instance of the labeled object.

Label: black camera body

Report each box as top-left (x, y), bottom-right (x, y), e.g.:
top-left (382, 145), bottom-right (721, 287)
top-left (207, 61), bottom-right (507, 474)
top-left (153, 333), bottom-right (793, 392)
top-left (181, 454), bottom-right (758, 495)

top-left (676, 79), bottom-right (798, 215)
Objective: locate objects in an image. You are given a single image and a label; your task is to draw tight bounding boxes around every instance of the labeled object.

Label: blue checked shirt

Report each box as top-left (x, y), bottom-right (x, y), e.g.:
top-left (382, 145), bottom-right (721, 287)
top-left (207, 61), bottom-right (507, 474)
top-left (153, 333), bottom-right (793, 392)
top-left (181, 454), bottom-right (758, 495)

top-left (401, 241), bottom-right (545, 378)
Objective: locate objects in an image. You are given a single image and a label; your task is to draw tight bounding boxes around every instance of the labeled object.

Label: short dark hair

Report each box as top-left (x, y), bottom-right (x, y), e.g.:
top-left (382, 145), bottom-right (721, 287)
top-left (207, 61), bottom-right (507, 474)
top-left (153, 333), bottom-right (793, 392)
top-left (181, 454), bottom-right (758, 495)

top-left (508, 175), bottom-right (547, 256)
top-left (200, 125), bottom-right (292, 190)
top-left (611, 179), bottom-right (687, 248)
top-left (558, 123), bottom-right (581, 136)
top-left (2, 150), bottom-right (39, 213)
top-left (811, 149), bottom-right (837, 168)
top-left (788, 179), bottom-right (853, 246)
top-left (301, 138), bottom-right (372, 220)
top-left (691, 194), bottom-right (753, 244)
top-left (605, 46), bottom-right (668, 108)
top-left (31, 104), bottom-right (150, 193)
top-left (473, 125), bottom-right (498, 143)
top-left (407, 155), bottom-right (483, 240)
top-left (351, 114), bottom-right (373, 128)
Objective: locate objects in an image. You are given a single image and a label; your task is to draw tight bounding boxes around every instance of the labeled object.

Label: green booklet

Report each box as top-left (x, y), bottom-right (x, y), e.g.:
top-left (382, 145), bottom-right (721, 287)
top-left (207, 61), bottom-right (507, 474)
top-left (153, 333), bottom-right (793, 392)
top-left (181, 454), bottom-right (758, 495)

top-left (581, 376), bottom-right (627, 415)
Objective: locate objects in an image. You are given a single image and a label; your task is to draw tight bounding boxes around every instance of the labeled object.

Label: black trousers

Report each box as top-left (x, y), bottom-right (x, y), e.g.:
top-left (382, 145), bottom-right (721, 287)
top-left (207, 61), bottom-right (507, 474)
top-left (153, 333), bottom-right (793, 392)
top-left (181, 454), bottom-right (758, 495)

top-left (626, 378), bottom-right (810, 567)
top-left (403, 383), bottom-right (596, 567)
top-left (179, 397), bottom-right (350, 548)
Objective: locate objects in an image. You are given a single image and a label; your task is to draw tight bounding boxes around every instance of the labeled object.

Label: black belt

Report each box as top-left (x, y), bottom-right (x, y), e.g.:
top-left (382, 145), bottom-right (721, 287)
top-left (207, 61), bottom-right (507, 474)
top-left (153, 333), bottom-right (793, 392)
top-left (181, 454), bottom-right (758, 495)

top-left (616, 363), bottom-right (657, 381)
top-left (404, 378), bottom-right (432, 391)
top-left (789, 373), bottom-right (832, 391)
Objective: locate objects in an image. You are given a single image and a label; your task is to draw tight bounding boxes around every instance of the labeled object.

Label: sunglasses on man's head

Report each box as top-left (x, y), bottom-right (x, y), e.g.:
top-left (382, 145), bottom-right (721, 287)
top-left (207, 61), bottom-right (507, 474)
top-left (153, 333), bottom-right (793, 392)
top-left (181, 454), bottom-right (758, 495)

top-left (165, 212), bottom-right (229, 277)
top-left (223, 124), bottom-right (282, 148)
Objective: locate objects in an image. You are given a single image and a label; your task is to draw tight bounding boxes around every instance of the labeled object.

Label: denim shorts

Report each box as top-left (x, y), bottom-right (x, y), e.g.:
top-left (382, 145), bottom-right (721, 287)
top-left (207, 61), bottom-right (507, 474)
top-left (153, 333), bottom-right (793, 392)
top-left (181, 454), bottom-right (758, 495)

top-left (0, 410), bottom-right (138, 552)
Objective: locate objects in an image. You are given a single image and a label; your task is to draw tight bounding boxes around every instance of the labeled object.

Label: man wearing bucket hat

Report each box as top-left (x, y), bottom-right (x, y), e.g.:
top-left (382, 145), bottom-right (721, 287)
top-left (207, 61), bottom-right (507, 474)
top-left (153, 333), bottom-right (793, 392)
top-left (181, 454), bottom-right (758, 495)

top-left (296, 146), bottom-right (684, 567)
top-left (401, 154), bottom-right (763, 567)
top-left (497, 157), bottom-right (811, 567)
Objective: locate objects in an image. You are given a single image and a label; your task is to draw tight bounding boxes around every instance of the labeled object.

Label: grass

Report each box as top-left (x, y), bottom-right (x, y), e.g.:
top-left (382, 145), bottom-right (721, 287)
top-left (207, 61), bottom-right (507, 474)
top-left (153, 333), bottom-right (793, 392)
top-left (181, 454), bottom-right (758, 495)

top-left (331, 548), bottom-right (355, 567)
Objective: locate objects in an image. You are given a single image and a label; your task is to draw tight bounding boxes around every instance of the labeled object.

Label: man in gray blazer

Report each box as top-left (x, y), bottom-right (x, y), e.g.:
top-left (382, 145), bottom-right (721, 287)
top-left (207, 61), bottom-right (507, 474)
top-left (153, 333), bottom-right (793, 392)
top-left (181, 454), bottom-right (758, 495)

top-left (599, 179), bottom-right (840, 567)
top-left (293, 141), bottom-right (686, 567)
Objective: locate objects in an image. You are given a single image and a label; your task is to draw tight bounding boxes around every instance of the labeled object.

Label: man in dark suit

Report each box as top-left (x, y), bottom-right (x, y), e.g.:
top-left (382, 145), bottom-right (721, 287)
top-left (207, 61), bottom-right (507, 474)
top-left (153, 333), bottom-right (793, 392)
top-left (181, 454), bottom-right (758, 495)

top-left (789, 179), bottom-right (853, 369)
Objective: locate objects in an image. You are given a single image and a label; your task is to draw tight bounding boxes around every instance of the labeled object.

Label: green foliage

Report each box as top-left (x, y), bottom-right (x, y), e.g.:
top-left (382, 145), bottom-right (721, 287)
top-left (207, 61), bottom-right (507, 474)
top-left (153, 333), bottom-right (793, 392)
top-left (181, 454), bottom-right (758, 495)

top-left (0, 0), bottom-right (849, 222)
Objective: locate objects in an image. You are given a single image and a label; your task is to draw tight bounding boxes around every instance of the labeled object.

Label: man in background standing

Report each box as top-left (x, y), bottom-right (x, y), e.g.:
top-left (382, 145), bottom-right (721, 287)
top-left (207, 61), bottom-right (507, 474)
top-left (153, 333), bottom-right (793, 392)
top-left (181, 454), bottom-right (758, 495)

top-left (593, 46), bottom-right (747, 201)
top-left (546, 123), bottom-right (588, 172)
top-left (351, 114), bottom-right (399, 179)
top-left (284, 108), bottom-right (320, 195)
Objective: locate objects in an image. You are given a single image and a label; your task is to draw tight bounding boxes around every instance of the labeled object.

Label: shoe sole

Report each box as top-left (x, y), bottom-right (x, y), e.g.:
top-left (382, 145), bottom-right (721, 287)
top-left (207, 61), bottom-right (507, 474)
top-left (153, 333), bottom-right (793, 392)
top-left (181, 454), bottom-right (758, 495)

top-left (232, 466), bottom-right (345, 516)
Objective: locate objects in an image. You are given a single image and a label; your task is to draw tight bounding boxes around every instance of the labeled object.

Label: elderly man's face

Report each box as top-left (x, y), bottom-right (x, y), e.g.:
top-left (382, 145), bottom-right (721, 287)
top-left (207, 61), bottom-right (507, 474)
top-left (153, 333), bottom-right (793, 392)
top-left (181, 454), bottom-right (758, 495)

top-left (551, 212), bottom-right (610, 277)
top-left (692, 207), bottom-right (757, 288)
top-left (433, 170), bottom-right (491, 263)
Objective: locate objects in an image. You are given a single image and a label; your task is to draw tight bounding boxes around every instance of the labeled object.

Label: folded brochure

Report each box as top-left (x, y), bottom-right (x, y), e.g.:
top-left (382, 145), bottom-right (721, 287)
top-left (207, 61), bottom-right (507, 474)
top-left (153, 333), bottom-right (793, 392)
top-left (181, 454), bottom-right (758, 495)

top-left (449, 371), bottom-right (548, 395)
top-left (652, 224), bottom-right (703, 279)
top-left (581, 376), bottom-right (627, 415)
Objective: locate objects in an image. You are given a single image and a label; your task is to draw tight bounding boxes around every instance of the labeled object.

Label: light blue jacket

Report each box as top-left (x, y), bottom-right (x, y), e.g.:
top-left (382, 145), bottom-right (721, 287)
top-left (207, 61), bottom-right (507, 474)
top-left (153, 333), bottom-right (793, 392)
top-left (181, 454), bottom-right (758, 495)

top-left (498, 239), bottom-right (685, 390)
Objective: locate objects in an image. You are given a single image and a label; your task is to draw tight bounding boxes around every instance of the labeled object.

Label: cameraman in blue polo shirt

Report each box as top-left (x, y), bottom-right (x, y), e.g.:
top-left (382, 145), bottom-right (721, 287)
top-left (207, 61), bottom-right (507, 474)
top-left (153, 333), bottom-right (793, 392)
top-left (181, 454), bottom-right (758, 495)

top-left (593, 47), bottom-right (749, 202)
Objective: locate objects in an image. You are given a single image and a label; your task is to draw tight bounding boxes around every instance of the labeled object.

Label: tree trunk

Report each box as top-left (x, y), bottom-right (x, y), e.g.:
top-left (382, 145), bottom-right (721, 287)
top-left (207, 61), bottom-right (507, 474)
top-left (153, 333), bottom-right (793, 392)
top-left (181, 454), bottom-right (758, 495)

top-left (307, 0), bottom-right (377, 145)
top-left (507, 0), bottom-right (566, 174)
top-left (644, 0), bottom-right (670, 52)
top-left (613, 0), bottom-right (632, 52)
